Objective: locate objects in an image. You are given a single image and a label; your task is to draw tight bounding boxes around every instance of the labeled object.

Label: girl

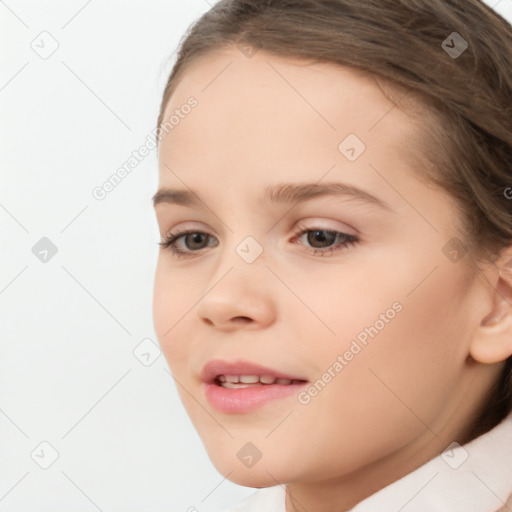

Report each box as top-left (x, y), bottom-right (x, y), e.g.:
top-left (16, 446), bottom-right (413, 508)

top-left (152, 1), bottom-right (512, 510)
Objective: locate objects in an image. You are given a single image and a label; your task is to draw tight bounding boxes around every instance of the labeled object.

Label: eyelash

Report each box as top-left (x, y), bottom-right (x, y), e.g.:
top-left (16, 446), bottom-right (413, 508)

top-left (158, 223), bottom-right (359, 259)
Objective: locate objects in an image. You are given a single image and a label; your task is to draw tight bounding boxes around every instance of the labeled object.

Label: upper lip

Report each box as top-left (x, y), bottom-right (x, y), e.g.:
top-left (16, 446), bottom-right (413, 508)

top-left (200, 358), bottom-right (308, 384)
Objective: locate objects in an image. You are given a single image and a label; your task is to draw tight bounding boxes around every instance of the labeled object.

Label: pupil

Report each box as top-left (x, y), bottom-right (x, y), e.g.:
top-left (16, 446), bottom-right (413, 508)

top-left (308, 230), bottom-right (336, 248)
top-left (187, 233), bottom-right (206, 249)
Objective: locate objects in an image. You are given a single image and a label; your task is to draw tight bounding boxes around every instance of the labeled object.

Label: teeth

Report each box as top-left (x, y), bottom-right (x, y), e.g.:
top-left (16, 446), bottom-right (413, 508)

top-left (216, 374), bottom-right (298, 386)
top-left (221, 381), bottom-right (262, 389)
top-left (239, 375), bottom-right (259, 383)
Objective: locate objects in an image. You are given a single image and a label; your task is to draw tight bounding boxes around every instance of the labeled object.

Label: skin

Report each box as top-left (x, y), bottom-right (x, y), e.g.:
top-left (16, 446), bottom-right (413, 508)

top-left (152, 45), bottom-right (512, 512)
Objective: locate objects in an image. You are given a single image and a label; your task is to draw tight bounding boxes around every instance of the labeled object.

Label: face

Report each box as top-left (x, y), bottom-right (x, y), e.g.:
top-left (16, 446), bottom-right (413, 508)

top-left (152, 46), bottom-right (487, 490)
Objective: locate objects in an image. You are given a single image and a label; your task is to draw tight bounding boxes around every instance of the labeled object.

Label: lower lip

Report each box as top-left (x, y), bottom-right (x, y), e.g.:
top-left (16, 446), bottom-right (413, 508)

top-left (204, 381), bottom-right (308, 413)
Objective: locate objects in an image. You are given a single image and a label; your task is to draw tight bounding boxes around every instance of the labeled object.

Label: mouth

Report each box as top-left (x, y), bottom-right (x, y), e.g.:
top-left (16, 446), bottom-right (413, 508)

top-left (200, 359), bottom-right (309, 413)
top-left (214, 374), bottom-right (306, 388)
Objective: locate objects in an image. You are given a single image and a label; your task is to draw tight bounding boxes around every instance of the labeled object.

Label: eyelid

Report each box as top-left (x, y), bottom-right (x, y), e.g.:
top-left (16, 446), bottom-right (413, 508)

top-left (294, 217), bottom-right (357, 235)
top-left (160, 220), bottom-right (215, 238)
top-left (160, 217), bottom-right (356, 241)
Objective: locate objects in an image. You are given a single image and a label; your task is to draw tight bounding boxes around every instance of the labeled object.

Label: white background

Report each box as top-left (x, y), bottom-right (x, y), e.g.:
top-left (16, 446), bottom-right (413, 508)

top-left (1, 1), bottom-right (511, 511)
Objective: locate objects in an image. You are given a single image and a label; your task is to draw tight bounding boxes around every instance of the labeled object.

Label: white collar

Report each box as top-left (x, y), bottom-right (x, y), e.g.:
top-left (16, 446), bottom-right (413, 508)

top-left (223, 411), bottom-right (512, 511)
top-left (350, 411), bottom-right (512, 511)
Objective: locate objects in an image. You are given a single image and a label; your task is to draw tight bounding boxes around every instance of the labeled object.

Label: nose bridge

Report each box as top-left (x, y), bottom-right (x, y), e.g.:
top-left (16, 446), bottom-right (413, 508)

top-left (207, 237), bottom-right (268, 301)
top-left (196, 235), bottom-right (276, 328)
top-left (212, 202), bottom-right (269, 279)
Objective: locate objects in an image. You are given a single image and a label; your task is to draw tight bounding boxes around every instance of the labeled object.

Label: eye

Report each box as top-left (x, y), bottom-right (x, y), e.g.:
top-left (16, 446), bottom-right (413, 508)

top-left (158, 230), bottom-right (217, 258)
top-left (291, 224), bottom-right (359, 257)
top-left (158, 224), bottom-right (359, 258)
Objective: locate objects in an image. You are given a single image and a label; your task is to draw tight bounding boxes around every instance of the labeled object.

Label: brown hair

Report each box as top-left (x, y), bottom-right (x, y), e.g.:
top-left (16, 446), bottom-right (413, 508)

top-left (156, 0), bottom-right (512, 438)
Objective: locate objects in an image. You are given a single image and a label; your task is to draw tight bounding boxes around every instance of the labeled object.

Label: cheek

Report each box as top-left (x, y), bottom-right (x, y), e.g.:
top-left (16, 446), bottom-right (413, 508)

top-left (152, 262), bottom-right (195, 370)
top-left (265, 276), bottom-right (471, 479)
top-left (327, 262), bottom-right (472, 429)
top-left (300, 257), bottom-right (471, 426)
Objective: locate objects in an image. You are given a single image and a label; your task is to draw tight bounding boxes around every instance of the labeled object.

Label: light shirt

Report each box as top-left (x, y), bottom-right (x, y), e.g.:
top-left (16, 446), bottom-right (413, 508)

top-left (219, 411), bottom-right (512, 511)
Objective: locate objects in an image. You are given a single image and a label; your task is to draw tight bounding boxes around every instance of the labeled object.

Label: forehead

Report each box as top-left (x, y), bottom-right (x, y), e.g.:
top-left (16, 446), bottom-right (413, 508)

top-left (162, 46), bottom-right (400, 125)
top-left (157, 46), bottom-right (422, 190)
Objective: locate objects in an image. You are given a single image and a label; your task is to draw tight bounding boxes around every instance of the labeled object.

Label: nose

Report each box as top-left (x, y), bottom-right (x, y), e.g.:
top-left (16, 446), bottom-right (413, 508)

top-left (196, 267), bottom-right (276, 332)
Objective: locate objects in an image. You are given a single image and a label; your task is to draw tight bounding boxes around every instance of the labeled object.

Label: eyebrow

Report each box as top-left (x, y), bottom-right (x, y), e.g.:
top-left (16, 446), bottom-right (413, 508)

top-left (152, 182), bottom-right (392, 211)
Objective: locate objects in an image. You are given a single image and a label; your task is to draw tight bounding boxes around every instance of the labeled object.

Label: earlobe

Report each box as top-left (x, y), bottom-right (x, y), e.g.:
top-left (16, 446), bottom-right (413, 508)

top-left (471, 311), bottom-right (512, 364)
top-left (470, 249), bottom-right (512, 364)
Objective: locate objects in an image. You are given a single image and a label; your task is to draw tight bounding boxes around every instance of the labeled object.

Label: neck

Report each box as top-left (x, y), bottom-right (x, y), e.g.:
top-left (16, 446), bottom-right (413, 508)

top-left (284, 429), bottom-right (437, 512)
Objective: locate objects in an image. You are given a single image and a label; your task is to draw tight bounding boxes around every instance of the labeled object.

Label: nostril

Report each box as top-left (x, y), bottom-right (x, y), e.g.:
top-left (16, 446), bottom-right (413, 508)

top-left (232, 316), bottom-right (252, 324)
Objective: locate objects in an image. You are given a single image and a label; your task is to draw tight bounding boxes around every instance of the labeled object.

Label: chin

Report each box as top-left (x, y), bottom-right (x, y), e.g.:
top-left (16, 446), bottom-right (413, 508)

top-left (224, 468), bottom-right (284, 488)
top-left (206, 450), bottom-right (290, 487)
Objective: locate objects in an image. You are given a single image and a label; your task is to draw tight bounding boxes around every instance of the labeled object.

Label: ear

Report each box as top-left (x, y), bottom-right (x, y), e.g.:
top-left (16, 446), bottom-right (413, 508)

top-left (470, 246), bottom-right (512, 364)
